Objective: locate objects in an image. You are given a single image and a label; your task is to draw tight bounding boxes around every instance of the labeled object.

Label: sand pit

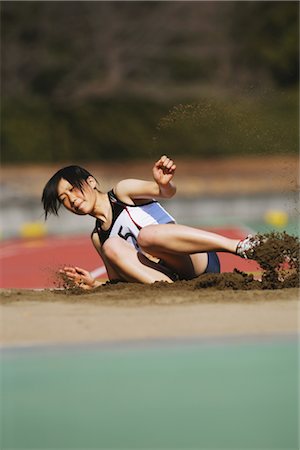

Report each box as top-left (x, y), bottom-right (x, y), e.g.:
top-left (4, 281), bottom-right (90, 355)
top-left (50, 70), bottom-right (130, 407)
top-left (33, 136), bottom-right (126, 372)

top-left (1, 286), bottom-right (298, 347)
top-left (1, 231), bottom-right (298, 347)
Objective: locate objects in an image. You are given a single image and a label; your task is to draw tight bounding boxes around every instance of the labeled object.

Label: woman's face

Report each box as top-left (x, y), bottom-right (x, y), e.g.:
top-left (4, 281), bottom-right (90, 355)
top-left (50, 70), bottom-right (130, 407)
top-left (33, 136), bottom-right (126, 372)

top-left (57, 177), bottom-right (97, 215)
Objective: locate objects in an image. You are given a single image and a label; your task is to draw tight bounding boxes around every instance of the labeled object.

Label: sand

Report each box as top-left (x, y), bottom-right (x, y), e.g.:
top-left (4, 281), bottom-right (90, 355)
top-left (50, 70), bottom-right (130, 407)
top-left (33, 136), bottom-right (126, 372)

top-left (1, 286), bottom-right (298, 347)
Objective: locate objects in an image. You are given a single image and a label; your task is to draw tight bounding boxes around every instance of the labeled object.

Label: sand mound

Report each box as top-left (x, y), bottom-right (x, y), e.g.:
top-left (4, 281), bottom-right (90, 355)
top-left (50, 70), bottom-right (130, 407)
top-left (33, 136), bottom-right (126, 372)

top-left (195, 232), bottom-right (299, 290)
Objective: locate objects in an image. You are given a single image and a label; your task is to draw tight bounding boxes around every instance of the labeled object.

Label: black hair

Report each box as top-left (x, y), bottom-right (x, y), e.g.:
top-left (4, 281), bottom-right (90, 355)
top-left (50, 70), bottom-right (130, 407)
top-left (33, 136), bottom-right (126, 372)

top-left (42, 165), bottom-right (95, 219)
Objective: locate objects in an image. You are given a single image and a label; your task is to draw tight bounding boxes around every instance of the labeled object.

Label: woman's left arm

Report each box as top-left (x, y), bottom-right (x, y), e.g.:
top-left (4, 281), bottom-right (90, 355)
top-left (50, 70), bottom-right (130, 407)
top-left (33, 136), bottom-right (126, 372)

top-left (114, 155), bottom-right (177, 202)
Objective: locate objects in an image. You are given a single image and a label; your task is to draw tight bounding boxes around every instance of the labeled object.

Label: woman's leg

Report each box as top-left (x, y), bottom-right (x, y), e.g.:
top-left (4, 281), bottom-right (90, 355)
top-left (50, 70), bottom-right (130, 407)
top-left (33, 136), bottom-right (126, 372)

top-left (136, 223), bottom-right (240, 279)
top-left (101, 236), bottom-right (175, 283)
top-left (137, 223), bottom-right (240, 255)
top-left (143, 250), bottom-right (209, 280)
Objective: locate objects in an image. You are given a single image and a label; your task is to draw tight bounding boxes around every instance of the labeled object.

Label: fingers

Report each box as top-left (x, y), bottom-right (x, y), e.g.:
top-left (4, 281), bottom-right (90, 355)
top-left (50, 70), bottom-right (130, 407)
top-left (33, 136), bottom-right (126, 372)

top-left (61, 266), bottom-right (76, 273)
top-left (156, 155), bottom-right (176, 173)
top-left (59, 268), bottom-right (77, 281)
top-left (74, 266), bottom-right (90, 276)
top-left (59, 267), bottom-right (75, 277)
top-left (60, 266), bottom-right (88, 277)
top-left (59, 266), bottom-right (86, 282)
top-left (59, 266), bottom-right (94, 289)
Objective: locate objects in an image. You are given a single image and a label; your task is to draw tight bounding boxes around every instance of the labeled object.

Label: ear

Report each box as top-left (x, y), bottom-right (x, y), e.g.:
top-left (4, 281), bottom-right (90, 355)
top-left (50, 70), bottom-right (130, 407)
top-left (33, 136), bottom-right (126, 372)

top-left (86, 176), bottom-right (97, 189)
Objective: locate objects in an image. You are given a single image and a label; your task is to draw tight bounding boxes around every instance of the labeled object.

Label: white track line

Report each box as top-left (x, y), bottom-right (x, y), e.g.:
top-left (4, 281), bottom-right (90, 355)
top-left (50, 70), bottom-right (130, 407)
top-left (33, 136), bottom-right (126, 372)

top-left (0, 237), bottom-right (91, 259)
top-left (90, 266), bottom-right (107, 278)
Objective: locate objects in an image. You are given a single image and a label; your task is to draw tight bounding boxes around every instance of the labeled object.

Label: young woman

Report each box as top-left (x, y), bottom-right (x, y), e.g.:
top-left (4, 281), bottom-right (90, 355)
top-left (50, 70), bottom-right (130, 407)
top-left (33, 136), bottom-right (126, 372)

top-left (42, 155), bottom-right (255, 289)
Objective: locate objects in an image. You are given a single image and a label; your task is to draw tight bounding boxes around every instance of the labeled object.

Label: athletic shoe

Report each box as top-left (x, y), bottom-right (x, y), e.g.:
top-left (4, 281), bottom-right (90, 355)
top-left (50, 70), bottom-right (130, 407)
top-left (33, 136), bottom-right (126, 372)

top-left (236, 234), bottom-right (260, 259)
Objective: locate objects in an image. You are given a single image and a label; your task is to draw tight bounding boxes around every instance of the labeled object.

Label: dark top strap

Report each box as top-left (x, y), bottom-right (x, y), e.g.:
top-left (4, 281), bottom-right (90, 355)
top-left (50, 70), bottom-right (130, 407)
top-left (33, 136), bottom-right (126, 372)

top-left (93, 190), bottom-right (125, 245)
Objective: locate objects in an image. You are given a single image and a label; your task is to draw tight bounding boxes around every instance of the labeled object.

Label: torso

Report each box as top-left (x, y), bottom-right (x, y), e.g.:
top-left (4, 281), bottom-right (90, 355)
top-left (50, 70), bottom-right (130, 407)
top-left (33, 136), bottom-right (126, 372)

top-left (93, 189), bottom-right (175, 250)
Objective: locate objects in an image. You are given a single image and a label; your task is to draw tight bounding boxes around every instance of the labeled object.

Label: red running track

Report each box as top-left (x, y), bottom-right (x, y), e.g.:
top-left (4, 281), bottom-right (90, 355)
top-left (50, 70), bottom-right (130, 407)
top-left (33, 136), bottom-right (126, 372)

top-left (0, 227), bottom-right (260, 289)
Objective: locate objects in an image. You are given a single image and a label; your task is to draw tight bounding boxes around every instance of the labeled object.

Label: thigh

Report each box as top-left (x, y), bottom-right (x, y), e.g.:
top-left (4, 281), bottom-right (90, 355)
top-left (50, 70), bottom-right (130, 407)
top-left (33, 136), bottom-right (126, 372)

top-left (102, 236), bottom-right (176, 283)
top-left (157, 251), bottom-right (208, 280)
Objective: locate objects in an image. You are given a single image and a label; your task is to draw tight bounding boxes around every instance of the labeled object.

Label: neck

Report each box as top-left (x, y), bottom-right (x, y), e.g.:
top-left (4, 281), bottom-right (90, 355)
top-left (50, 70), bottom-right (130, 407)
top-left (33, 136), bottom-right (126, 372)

top-left (89, 191), bottom-right (111, 222)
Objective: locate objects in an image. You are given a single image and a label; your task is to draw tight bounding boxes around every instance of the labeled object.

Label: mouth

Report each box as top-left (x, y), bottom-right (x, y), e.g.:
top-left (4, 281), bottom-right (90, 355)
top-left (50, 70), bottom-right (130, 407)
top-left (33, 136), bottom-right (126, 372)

top-left (74, 201), bottom-right (85, 211)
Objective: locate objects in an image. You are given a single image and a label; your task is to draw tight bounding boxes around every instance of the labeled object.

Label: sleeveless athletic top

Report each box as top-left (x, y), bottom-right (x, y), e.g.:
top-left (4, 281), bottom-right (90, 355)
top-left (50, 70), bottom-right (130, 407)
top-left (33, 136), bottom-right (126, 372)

top-left (93, 189), bottom-right (175, 250)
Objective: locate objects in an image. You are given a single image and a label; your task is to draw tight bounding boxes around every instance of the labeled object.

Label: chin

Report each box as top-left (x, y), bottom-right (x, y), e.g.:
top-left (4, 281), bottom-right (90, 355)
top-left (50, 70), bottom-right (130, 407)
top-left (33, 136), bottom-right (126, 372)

top-left (77, 205), bottom-right (94, 215)
top-left (73, 208), bottom-right (88, 215)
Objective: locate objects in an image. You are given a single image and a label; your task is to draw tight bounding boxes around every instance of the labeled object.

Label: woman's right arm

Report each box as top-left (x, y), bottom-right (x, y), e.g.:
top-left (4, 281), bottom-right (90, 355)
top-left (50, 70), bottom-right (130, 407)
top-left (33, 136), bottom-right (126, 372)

top-left (60, 233), bottom-right (112, 290)
top-left (91, 232), bottom-right (120, 282)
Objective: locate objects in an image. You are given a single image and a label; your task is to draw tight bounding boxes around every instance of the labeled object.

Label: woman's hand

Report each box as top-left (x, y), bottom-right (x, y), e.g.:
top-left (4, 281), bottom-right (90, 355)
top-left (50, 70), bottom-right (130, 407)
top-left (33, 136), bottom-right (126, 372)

top-left (153, 155), bottom-right (176, 186)
top-left (59, 266), bottom-right (97, 290)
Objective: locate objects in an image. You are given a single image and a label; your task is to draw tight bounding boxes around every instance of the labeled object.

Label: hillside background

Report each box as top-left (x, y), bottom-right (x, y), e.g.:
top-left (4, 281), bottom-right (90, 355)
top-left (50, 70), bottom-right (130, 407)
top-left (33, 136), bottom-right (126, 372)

top-left (1, 1), bottom-right (298, 163)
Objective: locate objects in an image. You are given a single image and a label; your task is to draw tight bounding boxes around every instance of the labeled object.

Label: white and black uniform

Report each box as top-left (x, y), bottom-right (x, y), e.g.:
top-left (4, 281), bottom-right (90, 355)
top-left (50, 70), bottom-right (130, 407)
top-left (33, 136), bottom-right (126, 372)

top-left (93, 189), bottom-right (175, 251)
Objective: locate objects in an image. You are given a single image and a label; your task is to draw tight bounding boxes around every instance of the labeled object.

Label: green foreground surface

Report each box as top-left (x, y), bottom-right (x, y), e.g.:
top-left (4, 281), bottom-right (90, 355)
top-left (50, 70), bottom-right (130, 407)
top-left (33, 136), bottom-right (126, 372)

top-left (1, 337), bottom-right (298, 449)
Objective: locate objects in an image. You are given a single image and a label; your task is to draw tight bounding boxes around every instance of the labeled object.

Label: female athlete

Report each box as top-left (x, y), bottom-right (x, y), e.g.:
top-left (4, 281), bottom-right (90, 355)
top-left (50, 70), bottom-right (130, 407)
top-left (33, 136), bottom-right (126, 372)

top-left (42, 155), bottom-right (254, 288)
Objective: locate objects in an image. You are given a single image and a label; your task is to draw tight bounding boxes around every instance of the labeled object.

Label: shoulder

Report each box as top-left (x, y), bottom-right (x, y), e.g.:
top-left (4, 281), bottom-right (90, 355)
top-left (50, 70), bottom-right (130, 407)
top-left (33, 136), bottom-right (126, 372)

top-left (114, 179), bottom-right (138, 193)
top-left (114, 178), bottom-right (160, 202)
top-left (113, 179), bottom-right (141, 204)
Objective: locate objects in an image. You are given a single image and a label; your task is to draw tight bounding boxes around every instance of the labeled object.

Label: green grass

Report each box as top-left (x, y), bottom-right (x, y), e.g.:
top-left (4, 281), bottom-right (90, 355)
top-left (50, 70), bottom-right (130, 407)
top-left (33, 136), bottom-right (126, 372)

top-left (1, 338), bottom-right (298, 449)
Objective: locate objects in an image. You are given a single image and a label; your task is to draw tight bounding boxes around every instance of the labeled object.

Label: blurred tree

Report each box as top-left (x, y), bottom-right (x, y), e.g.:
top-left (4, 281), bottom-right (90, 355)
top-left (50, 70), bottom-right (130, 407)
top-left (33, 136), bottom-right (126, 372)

top-left (1, 1), bottom-right (298, 162)
top-left (230, 1), bottom-right (299, 86)
top-left (2, 1), bottom-right (298, 100)
top-left (1, 1), bottom-right (232, 102)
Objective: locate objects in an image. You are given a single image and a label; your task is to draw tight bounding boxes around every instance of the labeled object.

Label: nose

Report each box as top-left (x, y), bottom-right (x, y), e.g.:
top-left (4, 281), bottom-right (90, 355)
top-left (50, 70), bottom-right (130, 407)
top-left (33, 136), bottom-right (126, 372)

top-left (68, 192), bottom-right (77, 205)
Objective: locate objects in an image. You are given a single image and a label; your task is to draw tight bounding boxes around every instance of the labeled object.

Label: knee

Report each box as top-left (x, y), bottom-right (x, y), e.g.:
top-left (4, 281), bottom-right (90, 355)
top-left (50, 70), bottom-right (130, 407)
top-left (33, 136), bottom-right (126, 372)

top-left (102, 237), bottom-right (121, 263)
top-left (137, 226), bottom-right (156, 250)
